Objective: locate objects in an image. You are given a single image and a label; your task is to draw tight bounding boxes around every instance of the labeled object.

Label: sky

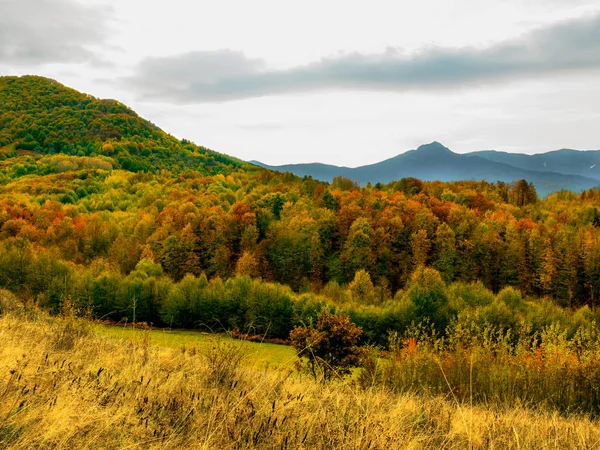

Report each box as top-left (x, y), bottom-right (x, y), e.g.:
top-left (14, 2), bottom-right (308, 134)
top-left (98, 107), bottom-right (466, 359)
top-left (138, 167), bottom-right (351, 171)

top-left (1, 0), bottom-right (600, 167)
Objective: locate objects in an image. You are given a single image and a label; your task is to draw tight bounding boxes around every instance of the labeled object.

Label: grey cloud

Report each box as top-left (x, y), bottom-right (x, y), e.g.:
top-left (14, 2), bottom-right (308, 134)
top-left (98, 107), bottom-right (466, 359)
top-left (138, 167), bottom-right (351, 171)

top-left (137, 51), bottom-right (266, 87)
top-left (123, 13), bottom-right (600, 103)
top-left (0, 0), bottom-right (113, 66)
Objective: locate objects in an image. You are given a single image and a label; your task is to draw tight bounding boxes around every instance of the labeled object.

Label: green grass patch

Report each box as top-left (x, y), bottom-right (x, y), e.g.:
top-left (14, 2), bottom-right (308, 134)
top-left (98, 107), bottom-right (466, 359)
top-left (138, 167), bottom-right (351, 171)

top-left (94, 324), bottom-right (298, 370)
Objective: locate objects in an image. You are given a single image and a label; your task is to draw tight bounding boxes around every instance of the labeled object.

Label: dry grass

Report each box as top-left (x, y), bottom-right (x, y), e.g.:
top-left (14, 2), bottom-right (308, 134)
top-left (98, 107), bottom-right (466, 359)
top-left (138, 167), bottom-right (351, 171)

top-left (1, 312), bottom-right (600, 449)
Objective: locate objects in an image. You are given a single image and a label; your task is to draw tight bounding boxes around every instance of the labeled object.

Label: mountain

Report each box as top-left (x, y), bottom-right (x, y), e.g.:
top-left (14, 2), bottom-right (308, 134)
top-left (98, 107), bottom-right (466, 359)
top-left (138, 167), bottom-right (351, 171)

top-left (252, 161), bottom-right (355, 180)
top-left (2, 76), bottom-right (597, 198)
top-left (472, 149), bottom-right (600, 180)
top-left (0, 75), bottom-right (249, 175)
top-left (256, 142), bottom-right (600, 197)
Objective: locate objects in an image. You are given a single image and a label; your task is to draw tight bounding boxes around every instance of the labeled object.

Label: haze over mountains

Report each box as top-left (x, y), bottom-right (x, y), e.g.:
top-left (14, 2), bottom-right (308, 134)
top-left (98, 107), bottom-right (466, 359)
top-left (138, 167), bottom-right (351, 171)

top-left (253, 142), bottom-right (600, 197)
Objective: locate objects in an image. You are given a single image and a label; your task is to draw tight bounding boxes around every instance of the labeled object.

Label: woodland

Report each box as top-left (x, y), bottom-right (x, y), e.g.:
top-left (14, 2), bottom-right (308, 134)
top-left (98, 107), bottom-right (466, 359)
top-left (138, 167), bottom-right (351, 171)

top-left (2, 76), bottom-right (600, 439)
top-left (2, 77), bottom-right (599, 323)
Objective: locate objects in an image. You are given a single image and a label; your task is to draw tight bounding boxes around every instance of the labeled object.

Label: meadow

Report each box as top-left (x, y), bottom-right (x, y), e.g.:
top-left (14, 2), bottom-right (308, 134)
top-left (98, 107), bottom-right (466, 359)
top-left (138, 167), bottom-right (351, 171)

top-left (94, 324), bottom-right (297, 370)
top-left (2, 308), bottom-right (600, 449)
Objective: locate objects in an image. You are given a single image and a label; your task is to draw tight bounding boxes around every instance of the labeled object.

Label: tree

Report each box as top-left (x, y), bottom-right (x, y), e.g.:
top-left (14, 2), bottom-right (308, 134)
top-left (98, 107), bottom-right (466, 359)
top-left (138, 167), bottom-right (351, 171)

top-left (433, 223), bottom-right (456, 282)
top-left (582, 228), bottom-right (600, 307)
top-left (158, 224), bottom-right (200, 280)
top-left (331, 176), bottom-right (358, 191)
top-left (289, 309), bottom-right (362, 382)
top-left (342, 218), bottom-right (375, 277)
top-left (403, 266), bottom-right (449, 331)
top-left (509, 179), bottom-right (537, 207)
top-left (348, 269), bottom-right (376, 304)
top-left (235, 251), bottom-right (260, 277)
top-left (410, 229), bottom-right (430, 268)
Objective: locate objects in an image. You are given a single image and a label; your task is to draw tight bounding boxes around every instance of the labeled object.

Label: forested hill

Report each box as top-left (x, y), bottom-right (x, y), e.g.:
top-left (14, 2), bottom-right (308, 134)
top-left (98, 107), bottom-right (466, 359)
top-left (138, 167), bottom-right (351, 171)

top-left (0, 75), bottom-right (249, 174)
top-left (3, 75), bottom-right (600, 344)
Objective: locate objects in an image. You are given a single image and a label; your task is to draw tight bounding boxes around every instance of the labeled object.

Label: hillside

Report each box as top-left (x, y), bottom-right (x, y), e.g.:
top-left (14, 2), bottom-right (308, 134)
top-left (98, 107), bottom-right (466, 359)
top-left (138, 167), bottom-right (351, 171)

top-left (0, 75), bottom-right (248, 175)
top-left (3, 76), bottom-right (600, 446)
top-left (1, 75), bottom-right (600, 339)
top-left (256, 142), bottom-right (600, 197)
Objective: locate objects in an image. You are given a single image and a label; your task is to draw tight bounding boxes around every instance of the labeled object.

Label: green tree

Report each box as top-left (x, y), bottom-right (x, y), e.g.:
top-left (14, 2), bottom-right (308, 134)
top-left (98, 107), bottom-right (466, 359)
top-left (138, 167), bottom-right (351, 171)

top-left (342, 218), bottom-right (375, 277)
top-left (433, 223), bottom-right (456, 282)
top-left (404, 266), bottom-right (449, 331)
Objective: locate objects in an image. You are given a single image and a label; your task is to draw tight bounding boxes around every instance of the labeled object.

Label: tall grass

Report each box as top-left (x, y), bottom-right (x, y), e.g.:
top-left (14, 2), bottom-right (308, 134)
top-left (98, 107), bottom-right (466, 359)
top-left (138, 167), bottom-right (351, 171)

top-left (366, 321), bottom-right (600, 415)
top-left (2, 309), bottom-right (600, 448)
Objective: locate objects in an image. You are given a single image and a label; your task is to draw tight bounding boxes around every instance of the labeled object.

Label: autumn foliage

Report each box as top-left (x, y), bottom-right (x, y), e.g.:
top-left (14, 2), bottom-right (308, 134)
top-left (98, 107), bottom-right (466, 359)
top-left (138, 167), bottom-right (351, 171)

top-left (2, 75), bottom-right (600, 353)
top-left (289, 309), bottom-right (362, 382)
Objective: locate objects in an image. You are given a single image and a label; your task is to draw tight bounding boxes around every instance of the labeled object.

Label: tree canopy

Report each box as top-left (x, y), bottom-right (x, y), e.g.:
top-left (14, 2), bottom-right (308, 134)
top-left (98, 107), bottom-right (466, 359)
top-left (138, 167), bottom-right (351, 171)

top-left (1, 75), bottom-right (600, 346)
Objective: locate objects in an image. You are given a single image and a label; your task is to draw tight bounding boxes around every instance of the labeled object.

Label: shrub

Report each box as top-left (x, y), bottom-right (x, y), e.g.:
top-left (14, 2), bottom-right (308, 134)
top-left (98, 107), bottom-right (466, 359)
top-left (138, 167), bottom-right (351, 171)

top-left (202, 337), bottom-right (246, 388)
top-left (290, 309), bottom-right (362, 382)
top-left (403, 267), bottom-right (449, 331)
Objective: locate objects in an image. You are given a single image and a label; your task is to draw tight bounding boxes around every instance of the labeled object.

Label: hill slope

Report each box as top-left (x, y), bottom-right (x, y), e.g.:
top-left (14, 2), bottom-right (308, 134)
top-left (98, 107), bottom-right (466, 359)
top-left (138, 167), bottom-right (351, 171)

top-left (257, 142), bottom-right (600, 197)
top-left (3, 74), bottom-right (600, 341)
top-left (0, 75), bottom-right (248, 174)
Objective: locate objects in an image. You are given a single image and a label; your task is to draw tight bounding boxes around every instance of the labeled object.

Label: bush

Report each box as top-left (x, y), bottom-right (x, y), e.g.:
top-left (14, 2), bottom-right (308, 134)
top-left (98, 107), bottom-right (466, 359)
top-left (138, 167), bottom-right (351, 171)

top-left (290, 309), bottom-right (362, 382)
top-left (202, 337), bottom-right (246, 388)
top-left (403, 267), bottom-right (449, 331)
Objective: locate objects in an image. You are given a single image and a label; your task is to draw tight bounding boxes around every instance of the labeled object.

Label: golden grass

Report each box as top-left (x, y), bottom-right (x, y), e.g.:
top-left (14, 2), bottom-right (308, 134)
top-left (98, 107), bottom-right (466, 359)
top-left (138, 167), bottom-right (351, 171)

top-left (1, 313), bottom-right (600, 449)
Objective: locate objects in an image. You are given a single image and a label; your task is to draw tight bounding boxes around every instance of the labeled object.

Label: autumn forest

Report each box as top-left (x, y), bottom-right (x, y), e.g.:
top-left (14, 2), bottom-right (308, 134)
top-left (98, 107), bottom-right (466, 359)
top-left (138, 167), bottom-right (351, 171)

top-left (3, 76), bottom-right (600, 448)
top-left (2, 75), bottom-right (599, 326)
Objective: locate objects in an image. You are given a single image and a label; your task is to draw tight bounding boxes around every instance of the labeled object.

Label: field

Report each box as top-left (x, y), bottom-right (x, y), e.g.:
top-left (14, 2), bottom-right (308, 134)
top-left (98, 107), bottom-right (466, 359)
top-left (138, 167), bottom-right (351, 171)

top-left (2, 311), bottom-right (600, 449)
top-left (95, 324), bottom-right (298, 370)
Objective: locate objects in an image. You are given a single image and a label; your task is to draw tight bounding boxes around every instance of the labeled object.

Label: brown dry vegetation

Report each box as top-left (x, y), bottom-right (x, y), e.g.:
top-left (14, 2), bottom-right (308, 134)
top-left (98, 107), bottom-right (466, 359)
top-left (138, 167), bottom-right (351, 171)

top-left (2, 309), bottom-right (600, 449)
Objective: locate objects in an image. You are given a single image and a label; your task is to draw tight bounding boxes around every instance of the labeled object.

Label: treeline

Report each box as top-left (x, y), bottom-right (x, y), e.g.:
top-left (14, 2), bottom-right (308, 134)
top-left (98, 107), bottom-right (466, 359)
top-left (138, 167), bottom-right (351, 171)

top-left (1, 161), bottom-right (600, 308)
top-left (2, 238), bottom-right (599, 348)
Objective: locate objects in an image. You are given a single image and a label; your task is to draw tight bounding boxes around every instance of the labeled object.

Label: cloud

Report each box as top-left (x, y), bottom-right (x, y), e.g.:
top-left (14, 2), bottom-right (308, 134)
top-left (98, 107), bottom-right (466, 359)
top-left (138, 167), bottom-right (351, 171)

top-left (131, 50), bottom-right (266, 94)
top-left (121, 13), bottom-right (600, 103)
top-left (0, 0), bottom-right (113, 66)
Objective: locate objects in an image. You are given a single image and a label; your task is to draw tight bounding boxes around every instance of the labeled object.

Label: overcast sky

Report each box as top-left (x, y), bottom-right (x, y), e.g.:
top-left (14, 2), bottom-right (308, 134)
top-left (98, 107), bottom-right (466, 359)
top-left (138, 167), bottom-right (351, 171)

top-left (1, 0), bottom-right (599, 166)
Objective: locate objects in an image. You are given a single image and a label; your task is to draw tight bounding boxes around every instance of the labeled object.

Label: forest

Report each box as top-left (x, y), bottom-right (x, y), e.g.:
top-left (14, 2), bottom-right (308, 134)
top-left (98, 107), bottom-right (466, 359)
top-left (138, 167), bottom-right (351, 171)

top-left (2, 76), bottom-right (600, 338)
top-left (4, 75), bottom-right (600, 448)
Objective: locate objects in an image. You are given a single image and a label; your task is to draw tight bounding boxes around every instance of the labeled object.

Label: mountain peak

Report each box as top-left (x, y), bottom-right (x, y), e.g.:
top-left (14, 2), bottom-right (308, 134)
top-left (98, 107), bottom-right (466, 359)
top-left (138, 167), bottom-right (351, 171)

top-left (415, 141), bottom-right (454, 155)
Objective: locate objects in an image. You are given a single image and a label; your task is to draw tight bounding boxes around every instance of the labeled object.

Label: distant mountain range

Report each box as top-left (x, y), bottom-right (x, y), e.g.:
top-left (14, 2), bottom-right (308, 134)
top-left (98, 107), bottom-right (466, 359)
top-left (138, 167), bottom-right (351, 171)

top-left (252, 142), bottom-right (600, 197)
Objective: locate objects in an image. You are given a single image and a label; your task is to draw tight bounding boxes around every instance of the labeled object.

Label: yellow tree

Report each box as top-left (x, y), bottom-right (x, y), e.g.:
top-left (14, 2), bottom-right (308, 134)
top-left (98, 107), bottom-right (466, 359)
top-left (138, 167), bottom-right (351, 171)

top-left (410, 229), bottom-right (431, 268)
top-left (539, 237), bottom-right (557, 296)
top-left (348, 269), bottom-right (376, 304)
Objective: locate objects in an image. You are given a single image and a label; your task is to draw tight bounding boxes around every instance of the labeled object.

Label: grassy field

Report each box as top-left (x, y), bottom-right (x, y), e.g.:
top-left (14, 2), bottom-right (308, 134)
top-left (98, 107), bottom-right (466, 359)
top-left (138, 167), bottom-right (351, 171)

top-left (94, 324), bottom-right (298, 370)
top-left (2, 311), bottom-right (600, 449)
